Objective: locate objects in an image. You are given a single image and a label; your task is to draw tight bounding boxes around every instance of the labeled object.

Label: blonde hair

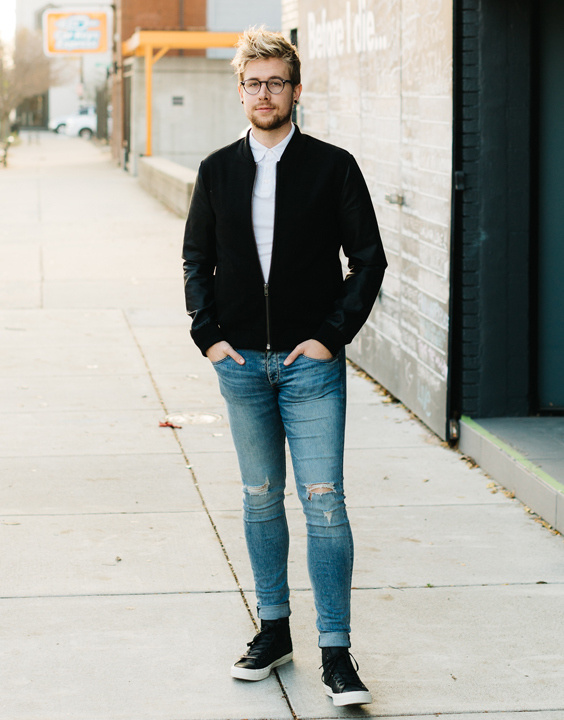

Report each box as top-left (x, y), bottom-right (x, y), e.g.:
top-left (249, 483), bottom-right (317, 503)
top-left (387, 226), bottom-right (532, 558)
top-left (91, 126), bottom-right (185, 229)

top-left (231, 27), bottom-right (301, 86)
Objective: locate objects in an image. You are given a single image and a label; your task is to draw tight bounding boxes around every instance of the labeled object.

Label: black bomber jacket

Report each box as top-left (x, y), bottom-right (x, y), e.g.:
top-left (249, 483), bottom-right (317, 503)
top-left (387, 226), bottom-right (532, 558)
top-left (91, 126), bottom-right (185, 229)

top-left (182, 125), bottom-right (387, 356)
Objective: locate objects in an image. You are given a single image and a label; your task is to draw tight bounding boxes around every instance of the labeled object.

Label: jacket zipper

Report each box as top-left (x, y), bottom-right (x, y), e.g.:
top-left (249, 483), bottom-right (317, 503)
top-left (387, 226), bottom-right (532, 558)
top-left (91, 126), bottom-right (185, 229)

top-left (264, 282), bottom-right (272, 351)
top-left (251, 156), bottom-right (278, 353)
top-left (263, 161), bottom-right (280, 352)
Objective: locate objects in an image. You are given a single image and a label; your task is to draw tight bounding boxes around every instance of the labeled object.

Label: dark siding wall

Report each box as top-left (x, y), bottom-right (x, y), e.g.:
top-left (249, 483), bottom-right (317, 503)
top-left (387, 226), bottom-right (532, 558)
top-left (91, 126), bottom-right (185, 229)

top-left (451, 0), bottom-right (532, 419)
top-left (455, 0), bottom-right (481, 417)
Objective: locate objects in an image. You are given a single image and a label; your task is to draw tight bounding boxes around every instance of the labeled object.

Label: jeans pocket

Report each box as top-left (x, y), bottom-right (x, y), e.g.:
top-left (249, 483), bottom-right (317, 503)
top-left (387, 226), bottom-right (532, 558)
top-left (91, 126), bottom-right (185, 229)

top-left (301, 353), bottom-right (337, 364)
top-left (211, 356), bottom-right (231, 367)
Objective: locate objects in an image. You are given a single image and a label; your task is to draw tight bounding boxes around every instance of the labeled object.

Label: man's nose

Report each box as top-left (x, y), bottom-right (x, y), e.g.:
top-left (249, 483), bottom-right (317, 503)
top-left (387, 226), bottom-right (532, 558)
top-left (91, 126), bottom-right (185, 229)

top-left (258, 82), bottom-right (271, 99)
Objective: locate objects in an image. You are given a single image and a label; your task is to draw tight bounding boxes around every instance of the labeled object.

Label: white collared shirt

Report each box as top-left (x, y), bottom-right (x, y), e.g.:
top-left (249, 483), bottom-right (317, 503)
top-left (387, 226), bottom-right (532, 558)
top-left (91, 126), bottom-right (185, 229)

top-left (249, 124), bottom-right (295, 281)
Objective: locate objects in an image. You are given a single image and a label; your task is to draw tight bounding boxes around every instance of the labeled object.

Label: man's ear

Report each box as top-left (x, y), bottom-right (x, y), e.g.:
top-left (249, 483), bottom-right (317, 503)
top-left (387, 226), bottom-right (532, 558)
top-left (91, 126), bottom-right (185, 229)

top-left (293, 83), bottom-right (303, 104)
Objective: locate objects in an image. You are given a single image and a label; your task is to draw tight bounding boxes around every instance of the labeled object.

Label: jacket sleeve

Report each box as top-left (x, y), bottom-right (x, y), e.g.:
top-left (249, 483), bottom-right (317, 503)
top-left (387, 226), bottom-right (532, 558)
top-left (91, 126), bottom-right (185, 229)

top-left (182, 165), bottom-right (225, 355)
top-left (312, 154), bottom-right (388, 356)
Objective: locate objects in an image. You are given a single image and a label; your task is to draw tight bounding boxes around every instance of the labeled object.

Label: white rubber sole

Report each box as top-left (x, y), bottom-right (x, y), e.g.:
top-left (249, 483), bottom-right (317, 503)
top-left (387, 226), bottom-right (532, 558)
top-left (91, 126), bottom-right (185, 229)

top-left (323, 683), bottom-right (373, 706)
top-left (230, 651), bottom-right (293, 681)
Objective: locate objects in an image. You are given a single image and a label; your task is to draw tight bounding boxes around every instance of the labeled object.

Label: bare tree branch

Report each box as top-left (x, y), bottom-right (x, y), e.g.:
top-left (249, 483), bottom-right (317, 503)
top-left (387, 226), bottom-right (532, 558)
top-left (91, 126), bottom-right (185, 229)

top-left (0, 28), bottom-right (70, 138)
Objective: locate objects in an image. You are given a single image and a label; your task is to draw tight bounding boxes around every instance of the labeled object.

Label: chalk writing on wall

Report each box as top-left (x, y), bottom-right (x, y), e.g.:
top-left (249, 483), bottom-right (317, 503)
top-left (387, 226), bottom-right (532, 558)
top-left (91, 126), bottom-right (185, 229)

top-left (307, 0), bottom-right (388, 59)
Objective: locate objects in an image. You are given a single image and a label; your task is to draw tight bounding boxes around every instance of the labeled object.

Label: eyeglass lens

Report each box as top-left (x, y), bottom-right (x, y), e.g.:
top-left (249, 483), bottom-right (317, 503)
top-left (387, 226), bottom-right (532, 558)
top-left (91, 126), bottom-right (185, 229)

top-left (243, 79), bottom-right (287, 95)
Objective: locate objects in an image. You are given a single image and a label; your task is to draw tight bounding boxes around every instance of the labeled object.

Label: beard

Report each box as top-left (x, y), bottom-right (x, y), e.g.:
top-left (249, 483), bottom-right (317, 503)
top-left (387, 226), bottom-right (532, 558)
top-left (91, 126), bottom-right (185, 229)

top-left (248, 105), bottom-right (293, 131)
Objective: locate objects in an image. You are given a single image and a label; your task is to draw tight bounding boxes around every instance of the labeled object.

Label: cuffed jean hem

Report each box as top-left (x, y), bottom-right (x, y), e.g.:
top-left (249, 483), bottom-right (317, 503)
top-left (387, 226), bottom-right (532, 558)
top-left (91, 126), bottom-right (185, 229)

top-left (257, 602), bottom-right (291, 621)
top-left (318, 631), bottom-right (351, 648)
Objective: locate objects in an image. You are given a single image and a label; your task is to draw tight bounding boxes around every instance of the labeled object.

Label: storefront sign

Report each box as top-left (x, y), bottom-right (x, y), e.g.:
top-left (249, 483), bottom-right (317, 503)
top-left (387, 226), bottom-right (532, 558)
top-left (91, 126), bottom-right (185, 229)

top-left (43, 8), bottom-right (111, 56)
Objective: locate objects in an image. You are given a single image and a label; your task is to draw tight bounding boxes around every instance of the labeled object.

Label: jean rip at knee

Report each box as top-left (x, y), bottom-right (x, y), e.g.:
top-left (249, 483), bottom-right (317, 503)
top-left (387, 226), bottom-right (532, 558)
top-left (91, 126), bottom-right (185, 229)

top-left (246, 478), bottom-right (271, 496)
top-left (303, 482), bottom-right (351, 528)
top-left (243, 479), bottom-right (286, 523)
top-left (305, 482), bottom-right (335, 501)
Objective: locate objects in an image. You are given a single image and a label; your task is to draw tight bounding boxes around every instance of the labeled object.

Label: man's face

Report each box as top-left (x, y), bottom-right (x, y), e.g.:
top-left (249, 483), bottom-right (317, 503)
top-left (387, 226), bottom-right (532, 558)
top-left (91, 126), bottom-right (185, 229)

top-left (238, 57), bottom-right (302, 132)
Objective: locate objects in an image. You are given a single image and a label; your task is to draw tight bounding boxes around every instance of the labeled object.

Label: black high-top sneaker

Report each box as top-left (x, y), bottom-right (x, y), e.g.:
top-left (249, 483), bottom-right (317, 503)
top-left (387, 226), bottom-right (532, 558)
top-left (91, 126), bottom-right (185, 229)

top-left (321, 647), bottom-right (373, 706)
top-left (231, 618), bottom-right (293, 681)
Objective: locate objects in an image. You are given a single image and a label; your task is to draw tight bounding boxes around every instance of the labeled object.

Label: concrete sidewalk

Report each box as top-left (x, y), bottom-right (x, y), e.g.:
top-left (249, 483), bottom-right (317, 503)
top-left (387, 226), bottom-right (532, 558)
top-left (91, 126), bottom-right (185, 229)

top-left (1, 132), bottom-right (563, 720)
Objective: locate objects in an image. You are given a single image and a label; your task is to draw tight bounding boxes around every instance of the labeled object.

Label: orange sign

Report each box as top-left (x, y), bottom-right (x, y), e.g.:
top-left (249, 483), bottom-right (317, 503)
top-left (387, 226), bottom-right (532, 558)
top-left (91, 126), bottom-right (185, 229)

top-left (43, 9), bottom-right (110, 56)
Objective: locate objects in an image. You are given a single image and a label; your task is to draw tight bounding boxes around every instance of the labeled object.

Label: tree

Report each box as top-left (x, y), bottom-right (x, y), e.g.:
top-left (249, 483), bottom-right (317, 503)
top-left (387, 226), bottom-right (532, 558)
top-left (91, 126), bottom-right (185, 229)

top-left (0, 28), bottom-right (67, 139)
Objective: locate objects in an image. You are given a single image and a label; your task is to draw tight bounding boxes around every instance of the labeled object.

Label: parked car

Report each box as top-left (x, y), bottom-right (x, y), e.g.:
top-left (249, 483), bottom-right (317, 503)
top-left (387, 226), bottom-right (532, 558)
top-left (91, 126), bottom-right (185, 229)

top-left (65, 109), bottom-right (97, 138)
top-left (48, 107), bottom-right (97, 138)
top-left (48, 114), bottom-right (70, 133)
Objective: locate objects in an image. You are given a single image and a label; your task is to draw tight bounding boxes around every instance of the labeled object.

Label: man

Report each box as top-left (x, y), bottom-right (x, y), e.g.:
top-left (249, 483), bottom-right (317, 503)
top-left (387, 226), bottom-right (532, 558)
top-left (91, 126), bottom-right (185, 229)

top-left (182, 27), bottom-right (386, 707)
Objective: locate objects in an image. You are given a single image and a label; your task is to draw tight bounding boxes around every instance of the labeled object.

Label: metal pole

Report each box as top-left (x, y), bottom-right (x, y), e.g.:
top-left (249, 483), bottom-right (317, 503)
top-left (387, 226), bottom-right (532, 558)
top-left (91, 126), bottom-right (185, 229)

top-left (144, 45), bottom-right (152, 156)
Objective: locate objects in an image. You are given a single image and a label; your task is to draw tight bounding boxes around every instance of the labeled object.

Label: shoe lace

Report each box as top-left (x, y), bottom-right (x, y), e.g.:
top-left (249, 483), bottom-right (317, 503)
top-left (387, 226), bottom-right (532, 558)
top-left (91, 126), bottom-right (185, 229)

top-left (245, 625), bottom-right (276, 657)
top-left (320, 649), bottom-right (360, 683)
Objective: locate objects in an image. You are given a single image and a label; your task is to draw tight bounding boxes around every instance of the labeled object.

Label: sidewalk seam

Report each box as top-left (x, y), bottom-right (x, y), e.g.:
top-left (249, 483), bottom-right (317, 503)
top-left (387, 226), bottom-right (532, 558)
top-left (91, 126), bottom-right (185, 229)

top-left (39, 242), bottom-right (44, 309)
top-left (348, 709), bottom-right (564, 718)
top-left (4, 580), bottom-right (563, 601)
top-left (0, 590), bottom-right (251, 600)
top-left (123, 311), bottom-right (300, 720)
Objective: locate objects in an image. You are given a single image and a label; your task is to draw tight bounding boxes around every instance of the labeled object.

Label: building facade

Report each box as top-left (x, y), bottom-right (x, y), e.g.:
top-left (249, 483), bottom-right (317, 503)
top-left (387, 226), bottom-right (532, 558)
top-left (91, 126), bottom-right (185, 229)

top-left (285, 0), bottom-right (564, 443)
top-left (289, 0), bottom-right (453, 438)
top-left (112, 0), bottom-right (281, 171)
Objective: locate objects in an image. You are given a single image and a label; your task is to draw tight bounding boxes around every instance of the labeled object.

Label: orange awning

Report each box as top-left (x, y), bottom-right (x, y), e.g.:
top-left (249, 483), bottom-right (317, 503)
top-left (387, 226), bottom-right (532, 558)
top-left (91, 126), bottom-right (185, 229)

top-left (122, 30), bottom-right (241, 157)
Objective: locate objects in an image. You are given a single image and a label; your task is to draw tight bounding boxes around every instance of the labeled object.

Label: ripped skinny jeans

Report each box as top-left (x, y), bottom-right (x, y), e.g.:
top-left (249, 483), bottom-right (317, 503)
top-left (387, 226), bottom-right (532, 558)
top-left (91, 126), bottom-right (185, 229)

top-left (213, 348), bottom-right (353, 648)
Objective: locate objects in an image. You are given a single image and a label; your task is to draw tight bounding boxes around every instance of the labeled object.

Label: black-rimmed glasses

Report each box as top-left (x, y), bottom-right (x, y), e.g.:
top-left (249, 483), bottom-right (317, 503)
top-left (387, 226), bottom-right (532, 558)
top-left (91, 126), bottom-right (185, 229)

top-left (240, 78), bottom-right (292, 95)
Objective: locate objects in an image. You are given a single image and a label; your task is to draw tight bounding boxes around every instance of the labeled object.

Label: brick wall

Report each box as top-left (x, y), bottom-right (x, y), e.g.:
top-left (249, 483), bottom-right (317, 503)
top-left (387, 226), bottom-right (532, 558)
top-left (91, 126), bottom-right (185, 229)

top-left (451, 0), bottom-right (532, 419)
top-left (292, 0), bottom-right (454, 438)
top-left (456, 0), bottom-right (480, 417)
top-left (120, 0), bottom-right (206, 40)
top-left (281, 0), bottom-right (300, 35)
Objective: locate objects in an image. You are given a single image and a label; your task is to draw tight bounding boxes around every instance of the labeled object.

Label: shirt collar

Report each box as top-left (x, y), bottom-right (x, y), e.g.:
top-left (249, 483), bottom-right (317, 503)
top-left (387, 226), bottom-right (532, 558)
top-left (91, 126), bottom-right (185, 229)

top-left (249, 123), bottom-right (295, 163)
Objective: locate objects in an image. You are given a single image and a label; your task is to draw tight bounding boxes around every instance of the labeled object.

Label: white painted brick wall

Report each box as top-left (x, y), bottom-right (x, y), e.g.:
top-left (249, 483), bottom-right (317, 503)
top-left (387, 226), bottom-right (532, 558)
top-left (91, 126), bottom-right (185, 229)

top-left (282, 0), bottom-right (300, 34)
top-left (293, 0), bottom-right (454, 438)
